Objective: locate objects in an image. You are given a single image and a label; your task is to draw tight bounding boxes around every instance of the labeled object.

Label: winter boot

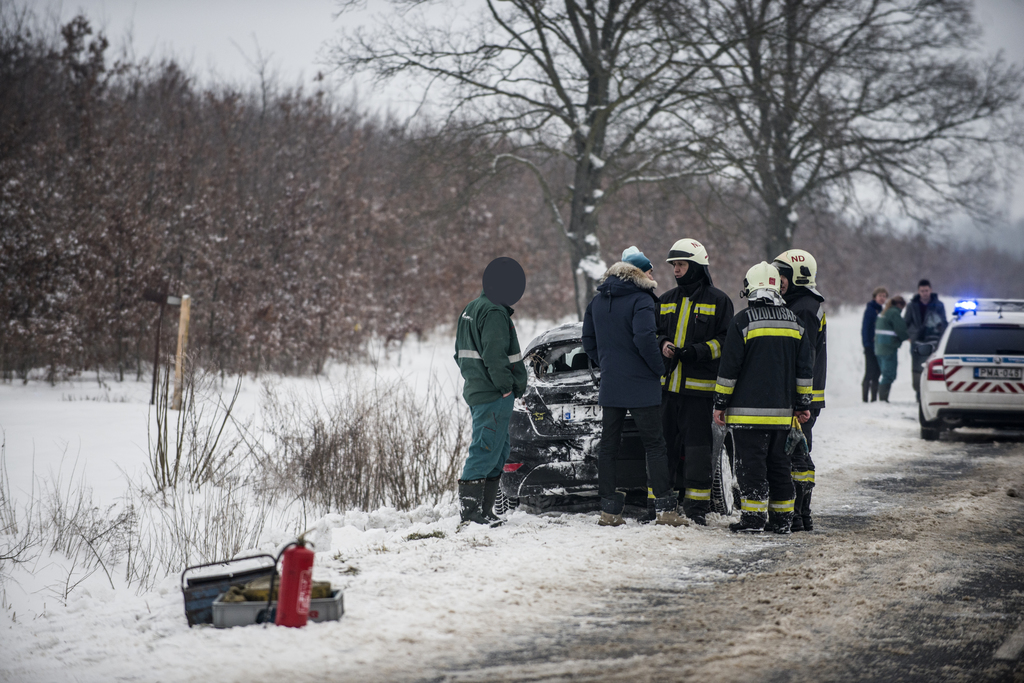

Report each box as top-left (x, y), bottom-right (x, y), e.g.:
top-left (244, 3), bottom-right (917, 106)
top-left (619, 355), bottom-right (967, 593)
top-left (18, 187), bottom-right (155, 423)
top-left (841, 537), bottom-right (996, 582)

top-left (654, 492), bottom-right (689, 527)
top-left (681, 493), bottom-right (710, 526)
top-left (458, 479), bottom-right (496, 527)
top-left (638, 498), bottom-right (657, 525)
top-left (729, 513), bottom-right (766, 533)
top-left (768, 511), bottom-right (793, 535)
top-left (870, 380), bottom-right (879, 402)
top-left (599, 491), bottom-right (626, 527)
top-left (861, 380), bottom-right (870, 403)
top-left (481, 476), bottom-right (504, 525)
top-left (800, 486), bottom-right (814, 532)
top-left (791, 486), bottom-right (806, 532)
top-left (879, 383), bottom-right (891, 403)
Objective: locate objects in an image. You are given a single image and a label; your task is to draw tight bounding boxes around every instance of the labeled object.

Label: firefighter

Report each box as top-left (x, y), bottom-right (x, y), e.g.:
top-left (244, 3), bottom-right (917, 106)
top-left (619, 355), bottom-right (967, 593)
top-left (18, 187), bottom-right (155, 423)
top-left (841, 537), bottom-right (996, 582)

top-left (713, 262), bottom-right (813, 534)
top-left (772, 249), bottom-right (825, 532)
top-left (656, 238), bottom-right (734, 525)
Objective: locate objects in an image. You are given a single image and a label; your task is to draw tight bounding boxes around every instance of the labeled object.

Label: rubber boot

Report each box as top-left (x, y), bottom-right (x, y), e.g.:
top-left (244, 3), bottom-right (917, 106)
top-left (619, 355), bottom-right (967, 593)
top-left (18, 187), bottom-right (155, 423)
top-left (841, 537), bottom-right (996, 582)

top-left (870, 381), bottom-right (879, 402)
top-left (681, 495), bottom-right (710, 526)
top-left (801, 486), bottom-right (814, 532)
top-left (768, 511), bottom-right (793, 535)
top-left (639, 498), bottom-right (657, 525)
top-left (861, 380), bottom-right (869, 403)
top-left (791, 485), bottom-right (805, 532)
top-left (458, 479), bottom-right (496, 527)
top-left (879, 383), bottom-right (891, 403)
top-left (481, 476), bottom-right (505, 525)
top-left (599, 491), bottom-right (626, 527)
top-left (655, 492), bottom-right (689, 527)
top-left (729, 513), bottom-right (766, 533)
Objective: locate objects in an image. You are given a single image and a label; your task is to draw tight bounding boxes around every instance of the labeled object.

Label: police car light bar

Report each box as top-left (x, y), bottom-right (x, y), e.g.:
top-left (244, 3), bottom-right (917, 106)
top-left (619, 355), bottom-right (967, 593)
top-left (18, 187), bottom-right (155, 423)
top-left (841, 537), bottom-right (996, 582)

top-left (955, 300), bottom-right (978, 311)
top-left (952, 298), bottom-right (1024, 318)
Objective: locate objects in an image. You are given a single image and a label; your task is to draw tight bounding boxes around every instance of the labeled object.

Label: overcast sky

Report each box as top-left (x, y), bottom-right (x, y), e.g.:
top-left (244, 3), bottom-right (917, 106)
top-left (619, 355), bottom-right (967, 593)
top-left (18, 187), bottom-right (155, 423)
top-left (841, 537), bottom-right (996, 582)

top-left (25, 0), bottom-right (1024, 249)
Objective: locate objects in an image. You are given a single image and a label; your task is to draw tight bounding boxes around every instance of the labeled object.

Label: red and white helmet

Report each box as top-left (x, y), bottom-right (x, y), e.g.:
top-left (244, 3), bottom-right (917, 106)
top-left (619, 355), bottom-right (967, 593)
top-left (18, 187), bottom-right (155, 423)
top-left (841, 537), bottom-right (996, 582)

top-left (741, 261), bottom-right (785, 305)
top-left (666, 238), bottom-right (710, 266)
top-left (772, 249), bottom-right (818, 292)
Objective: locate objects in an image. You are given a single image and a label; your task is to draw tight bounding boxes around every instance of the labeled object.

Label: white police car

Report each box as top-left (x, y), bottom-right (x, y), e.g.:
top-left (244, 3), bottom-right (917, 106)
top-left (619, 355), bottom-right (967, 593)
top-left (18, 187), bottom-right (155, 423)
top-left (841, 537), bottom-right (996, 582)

top-left (918, 299), bottom-right (1024, 440)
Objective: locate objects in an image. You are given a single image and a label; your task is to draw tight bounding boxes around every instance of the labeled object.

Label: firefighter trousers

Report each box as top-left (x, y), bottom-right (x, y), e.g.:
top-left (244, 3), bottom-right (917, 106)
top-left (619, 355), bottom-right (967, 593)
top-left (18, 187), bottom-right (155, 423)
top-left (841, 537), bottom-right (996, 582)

top-left (732, 428), bottom-right (794, 525)
top-left (661, 393), bottom-right (714, 515)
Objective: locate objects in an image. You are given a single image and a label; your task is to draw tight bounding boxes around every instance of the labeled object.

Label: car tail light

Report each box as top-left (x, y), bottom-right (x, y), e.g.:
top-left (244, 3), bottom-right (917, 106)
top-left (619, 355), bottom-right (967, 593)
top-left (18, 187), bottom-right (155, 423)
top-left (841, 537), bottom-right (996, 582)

top-left (503, 463), bottom-right (523, 473)
top-left (926, 358), bottom-right (945, 381)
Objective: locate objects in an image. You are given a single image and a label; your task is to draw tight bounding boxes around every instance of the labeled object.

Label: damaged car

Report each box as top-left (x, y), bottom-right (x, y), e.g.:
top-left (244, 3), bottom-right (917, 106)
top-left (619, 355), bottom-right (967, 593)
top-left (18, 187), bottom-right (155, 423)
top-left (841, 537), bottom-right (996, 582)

top-left (497, 322), bottom-right (737, 516)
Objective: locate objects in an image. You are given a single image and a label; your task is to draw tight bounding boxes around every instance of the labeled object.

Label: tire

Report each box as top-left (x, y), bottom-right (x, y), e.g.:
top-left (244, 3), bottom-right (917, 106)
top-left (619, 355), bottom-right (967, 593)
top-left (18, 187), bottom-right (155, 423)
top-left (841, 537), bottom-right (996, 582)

top-left (918, 404), bottom-right (943, 442)
top-left (494, 489), bottom-right (519, 514)
top-left (711, 430), bottom-right (737, 516)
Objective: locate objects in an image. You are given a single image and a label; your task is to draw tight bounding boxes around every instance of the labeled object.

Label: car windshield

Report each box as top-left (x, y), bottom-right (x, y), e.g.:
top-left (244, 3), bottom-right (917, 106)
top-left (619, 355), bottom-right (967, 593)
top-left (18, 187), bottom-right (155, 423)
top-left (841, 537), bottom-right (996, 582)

top-left (531, 343), bottom-right (594, 377)
top-left (945, 325), bottom-right (1024, 356)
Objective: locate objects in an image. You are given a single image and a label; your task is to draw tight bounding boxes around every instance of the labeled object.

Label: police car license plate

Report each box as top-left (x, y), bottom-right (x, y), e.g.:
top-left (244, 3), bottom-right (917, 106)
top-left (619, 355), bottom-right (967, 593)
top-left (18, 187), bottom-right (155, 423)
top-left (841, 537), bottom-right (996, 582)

top-left (975, 367), bottom-right (1022, 379)
top-left (556, 404), bottom-right (602, 421)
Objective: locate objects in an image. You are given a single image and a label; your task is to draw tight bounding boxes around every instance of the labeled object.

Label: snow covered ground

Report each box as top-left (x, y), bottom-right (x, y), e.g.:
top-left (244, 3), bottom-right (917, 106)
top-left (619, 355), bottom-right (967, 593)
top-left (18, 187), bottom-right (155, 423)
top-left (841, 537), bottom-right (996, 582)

top-left (0, 306), bottom-right (950, 682)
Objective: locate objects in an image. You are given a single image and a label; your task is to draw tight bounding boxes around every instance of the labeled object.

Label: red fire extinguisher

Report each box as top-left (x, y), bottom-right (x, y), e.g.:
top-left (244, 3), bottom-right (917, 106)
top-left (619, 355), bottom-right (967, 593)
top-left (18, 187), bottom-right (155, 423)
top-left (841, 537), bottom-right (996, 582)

top-left (274, 538), bottom-right (315, 628)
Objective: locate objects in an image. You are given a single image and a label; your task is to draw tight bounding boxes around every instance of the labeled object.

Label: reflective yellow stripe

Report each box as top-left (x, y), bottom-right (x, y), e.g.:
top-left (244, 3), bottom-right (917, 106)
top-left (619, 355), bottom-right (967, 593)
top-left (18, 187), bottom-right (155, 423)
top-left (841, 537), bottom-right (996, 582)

top-left (797, 385), bottom-right (814, 394)
top-left (695, 303), bottom-right (716, 315)
top-left (792, 470), bottom-right (815, 483)
top-left (819, 312), bottom-right (826, 332)
top-left (660, 303), bottom-right (677, 315)
top-left (707, 339), bottom-right (721, 359)
top-left (715, 383), bottom-right (735, 395)
top-left (811, 390), bottom-right (825, 402)
top-left (741, 499), bottom-right (768, 512)
top-left (647, 487), bottom-right (656, 499)
top-left (744, 328), bottom-right (802, 343)
top-left (769, 499), bottom-right (795, 512)
top-left (684, 488), bottom-right (711, 500)
top-left (725, 415), bottom-right (793, 426)
top-left (669, 298), bottom-right (693, 393)
top-left (684, 378), bottom-right (716, 392)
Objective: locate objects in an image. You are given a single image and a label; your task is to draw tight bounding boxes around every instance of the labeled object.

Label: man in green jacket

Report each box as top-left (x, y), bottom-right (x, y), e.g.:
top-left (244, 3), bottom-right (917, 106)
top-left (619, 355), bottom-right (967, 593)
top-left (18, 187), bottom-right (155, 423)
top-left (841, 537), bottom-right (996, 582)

top-left (454, 258), bottom-right (528, 526)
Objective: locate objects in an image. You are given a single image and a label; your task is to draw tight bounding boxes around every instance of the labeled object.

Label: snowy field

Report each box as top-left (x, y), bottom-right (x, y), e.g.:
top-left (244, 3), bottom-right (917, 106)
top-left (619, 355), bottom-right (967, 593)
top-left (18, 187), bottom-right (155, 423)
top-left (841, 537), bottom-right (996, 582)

top-left (0, 306), bottom-right (946, 682)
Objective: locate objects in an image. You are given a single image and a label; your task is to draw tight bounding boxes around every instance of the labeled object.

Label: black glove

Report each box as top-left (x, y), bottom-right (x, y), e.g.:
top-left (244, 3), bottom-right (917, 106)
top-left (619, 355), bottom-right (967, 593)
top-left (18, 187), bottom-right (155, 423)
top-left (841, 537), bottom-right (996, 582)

top-left (674, 345), bottom-right (697, 363)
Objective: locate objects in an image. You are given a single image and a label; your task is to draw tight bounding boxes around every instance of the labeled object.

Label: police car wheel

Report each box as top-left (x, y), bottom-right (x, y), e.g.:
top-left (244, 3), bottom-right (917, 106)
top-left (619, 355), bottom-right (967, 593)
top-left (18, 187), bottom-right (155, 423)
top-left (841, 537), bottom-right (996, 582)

top-left (918, 405), bottom-right (943, 441)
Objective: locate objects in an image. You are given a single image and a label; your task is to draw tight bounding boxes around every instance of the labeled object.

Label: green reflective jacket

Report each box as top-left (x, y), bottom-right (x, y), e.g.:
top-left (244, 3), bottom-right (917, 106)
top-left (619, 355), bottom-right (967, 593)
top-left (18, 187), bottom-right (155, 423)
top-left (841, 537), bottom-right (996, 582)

top-left (874, 306), bottom-right (909, 357)
top-left (454, 293), bottom-right (528, 406)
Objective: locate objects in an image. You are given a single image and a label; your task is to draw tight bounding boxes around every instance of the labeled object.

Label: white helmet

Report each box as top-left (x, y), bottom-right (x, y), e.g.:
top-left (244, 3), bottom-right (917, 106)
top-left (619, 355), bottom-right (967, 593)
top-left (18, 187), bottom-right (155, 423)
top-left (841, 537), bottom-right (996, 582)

top-left (772, 249), bottom-right (818, 292)
top-left (666, 238), bottom-right (710, 266)
top-left (741, 261), bottom-right (785, 305)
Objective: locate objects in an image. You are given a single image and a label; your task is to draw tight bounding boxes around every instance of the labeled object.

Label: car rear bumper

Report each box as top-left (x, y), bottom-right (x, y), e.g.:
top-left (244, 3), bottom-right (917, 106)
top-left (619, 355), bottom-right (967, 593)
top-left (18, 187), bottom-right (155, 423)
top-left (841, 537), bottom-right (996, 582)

top-left (933, 408), bottom-right (1024, 430)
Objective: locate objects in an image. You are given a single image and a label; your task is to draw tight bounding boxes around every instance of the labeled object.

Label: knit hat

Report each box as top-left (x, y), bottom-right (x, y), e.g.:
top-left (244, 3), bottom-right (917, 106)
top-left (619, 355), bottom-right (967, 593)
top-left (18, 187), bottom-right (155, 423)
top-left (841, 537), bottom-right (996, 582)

top-left (621, 246), bottom-right (653, 273)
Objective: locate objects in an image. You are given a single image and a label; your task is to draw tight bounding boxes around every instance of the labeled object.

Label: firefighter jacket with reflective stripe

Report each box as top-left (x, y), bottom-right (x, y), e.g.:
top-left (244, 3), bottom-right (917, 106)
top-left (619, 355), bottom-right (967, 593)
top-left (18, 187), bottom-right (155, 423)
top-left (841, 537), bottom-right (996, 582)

top-left (785, 288), bottom-right (827, 409)
top-left (656, 283), bottom-right (734, 397)
top-left (713, 303), bottom-right (814, 429)
top-left (454, 293), bottom-right (528, 406)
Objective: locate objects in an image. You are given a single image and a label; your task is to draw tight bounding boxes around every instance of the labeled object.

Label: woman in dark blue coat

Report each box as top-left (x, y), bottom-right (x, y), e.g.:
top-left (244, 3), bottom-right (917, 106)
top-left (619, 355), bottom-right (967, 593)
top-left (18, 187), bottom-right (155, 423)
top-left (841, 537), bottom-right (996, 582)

top-left (583, 250), bottom-right (687, 527)
top-left (861, 287), bottom-right (888, 402)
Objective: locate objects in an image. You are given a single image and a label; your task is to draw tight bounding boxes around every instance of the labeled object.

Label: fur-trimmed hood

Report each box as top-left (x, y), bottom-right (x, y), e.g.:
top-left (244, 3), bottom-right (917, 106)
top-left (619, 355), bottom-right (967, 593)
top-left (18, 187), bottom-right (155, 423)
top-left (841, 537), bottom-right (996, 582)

top-left (600, 261), bottom-right (658, 291)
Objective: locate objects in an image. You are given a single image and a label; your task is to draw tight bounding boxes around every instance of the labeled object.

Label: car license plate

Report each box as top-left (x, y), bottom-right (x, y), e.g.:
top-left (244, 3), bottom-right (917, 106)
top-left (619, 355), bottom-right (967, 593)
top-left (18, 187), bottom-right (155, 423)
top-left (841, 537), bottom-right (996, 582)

top-left (556, 404), bottom-right (602, 421)
top-left (974, 367), bottom-right (1022, 379)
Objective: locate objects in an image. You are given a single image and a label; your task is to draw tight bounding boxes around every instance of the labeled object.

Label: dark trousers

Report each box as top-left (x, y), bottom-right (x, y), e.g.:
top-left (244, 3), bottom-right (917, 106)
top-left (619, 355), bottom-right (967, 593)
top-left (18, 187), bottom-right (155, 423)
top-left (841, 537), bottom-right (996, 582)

top-left (661, 392), bottom-right (714, 513)
top-left (598, 405), bottom-right (670, 510)
top-left (732, 428), bottom-right (794, 522)
top-left (862, 349), bottom-right (880, 401)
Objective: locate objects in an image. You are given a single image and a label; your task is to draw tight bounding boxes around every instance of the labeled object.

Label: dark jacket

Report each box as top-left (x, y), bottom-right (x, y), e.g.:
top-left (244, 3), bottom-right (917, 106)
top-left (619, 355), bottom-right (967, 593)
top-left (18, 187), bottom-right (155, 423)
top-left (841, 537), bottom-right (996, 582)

top-left (861, 300), bottom-right (883, 350)
top-left (713, 302), bottom-right (814, 430)
top-left (656, 279), bottom-right (734, 397)
top-left (784, 287), bottom-right (827, 409)
top-left (903, 293), bottom-right (947, 344)
top-left (582, 262), bottom-right (664, 408)
top-left (454, 293), bottom-right (528, 406)
top-left (874, 306), bottom-right (910, 357)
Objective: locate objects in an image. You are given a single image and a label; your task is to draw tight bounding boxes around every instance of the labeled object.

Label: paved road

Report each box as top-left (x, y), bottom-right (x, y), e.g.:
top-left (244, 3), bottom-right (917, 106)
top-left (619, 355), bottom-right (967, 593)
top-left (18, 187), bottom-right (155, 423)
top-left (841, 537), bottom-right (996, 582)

top-left (430, 431), bottom-right (1024, 683)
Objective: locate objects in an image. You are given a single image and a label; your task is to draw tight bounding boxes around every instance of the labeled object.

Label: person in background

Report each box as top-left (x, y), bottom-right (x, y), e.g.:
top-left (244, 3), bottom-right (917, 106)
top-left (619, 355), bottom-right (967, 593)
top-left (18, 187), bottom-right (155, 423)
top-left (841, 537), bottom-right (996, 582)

top-left (861, 287), bottom-right (888, 402)
top-left (713, 262), bottom-right (813, 534)
top-left (874, 295), bottom-right (909, 403)
top-left (903, 279), bottom-right (947, 400)
top-left (656, 238), bottom-right (733, 526)
top-left (583, 247), bottom-right (688, 527)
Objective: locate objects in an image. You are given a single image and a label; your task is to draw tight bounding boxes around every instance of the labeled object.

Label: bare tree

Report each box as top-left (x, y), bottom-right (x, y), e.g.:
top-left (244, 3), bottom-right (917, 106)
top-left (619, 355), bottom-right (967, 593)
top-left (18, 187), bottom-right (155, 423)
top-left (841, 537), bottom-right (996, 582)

top-left (329, 0), bottom-right (722, 318)
top-left (680, 0), bottom-right (1023, 259)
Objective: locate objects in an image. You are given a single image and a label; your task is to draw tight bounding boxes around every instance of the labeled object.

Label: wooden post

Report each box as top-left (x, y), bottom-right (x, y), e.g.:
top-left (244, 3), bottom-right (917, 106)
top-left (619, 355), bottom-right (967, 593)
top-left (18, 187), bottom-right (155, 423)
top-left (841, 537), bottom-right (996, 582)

top-left (172, 295), bottom-right (191, 411)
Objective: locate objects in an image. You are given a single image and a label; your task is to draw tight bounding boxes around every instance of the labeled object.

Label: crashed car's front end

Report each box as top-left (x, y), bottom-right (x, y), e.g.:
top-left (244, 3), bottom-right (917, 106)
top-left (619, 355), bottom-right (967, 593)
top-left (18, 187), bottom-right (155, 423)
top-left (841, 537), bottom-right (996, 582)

top-left (499, 323), bottom-right (649, 509)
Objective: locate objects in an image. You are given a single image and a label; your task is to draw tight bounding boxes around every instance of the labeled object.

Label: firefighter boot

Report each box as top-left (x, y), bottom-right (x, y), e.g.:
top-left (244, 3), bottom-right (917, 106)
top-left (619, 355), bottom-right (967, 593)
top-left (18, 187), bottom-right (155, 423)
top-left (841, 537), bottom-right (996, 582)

top-left (800, 486), bottom-right (814, 531)
top-left (599, 491), bottom-right (626, 527)
top-left (681, 497), bottom-right (710, 526)
top-left (791, 485), bottom-right (805, 532)
top-left (655, 492), bottom-right (690, 527)
top-left (729, 513), bottom-right (766, 533)
top-left (481, 476), bottom-right (505, 526)
top-left (458, 479), bottom-right (496, 527)
top-left (879, 383), bottom-right (891, 403)
top-left (768, 511), bottom-right (793, 535)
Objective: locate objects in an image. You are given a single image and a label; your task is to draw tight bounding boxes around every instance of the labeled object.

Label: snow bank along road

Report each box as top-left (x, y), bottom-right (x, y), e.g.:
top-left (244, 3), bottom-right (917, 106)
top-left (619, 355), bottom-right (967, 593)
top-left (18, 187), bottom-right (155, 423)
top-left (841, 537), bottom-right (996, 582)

top-left (2, 309), bottom-right (1023, 682)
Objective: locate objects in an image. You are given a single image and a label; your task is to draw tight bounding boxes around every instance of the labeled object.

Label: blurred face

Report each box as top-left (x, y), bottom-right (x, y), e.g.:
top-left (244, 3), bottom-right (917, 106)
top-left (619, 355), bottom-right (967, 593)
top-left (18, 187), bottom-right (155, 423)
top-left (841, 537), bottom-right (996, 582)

top-left (779, 275), bottom-right (789, 295)
top-left (874, 292), bottom-right (888, 305)
top-left (672, 261), bottom-right (689, 278)
top-left (918, 285), bottom-right (932, 303)
top-left (644, 269), bottom-right (655, 281)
